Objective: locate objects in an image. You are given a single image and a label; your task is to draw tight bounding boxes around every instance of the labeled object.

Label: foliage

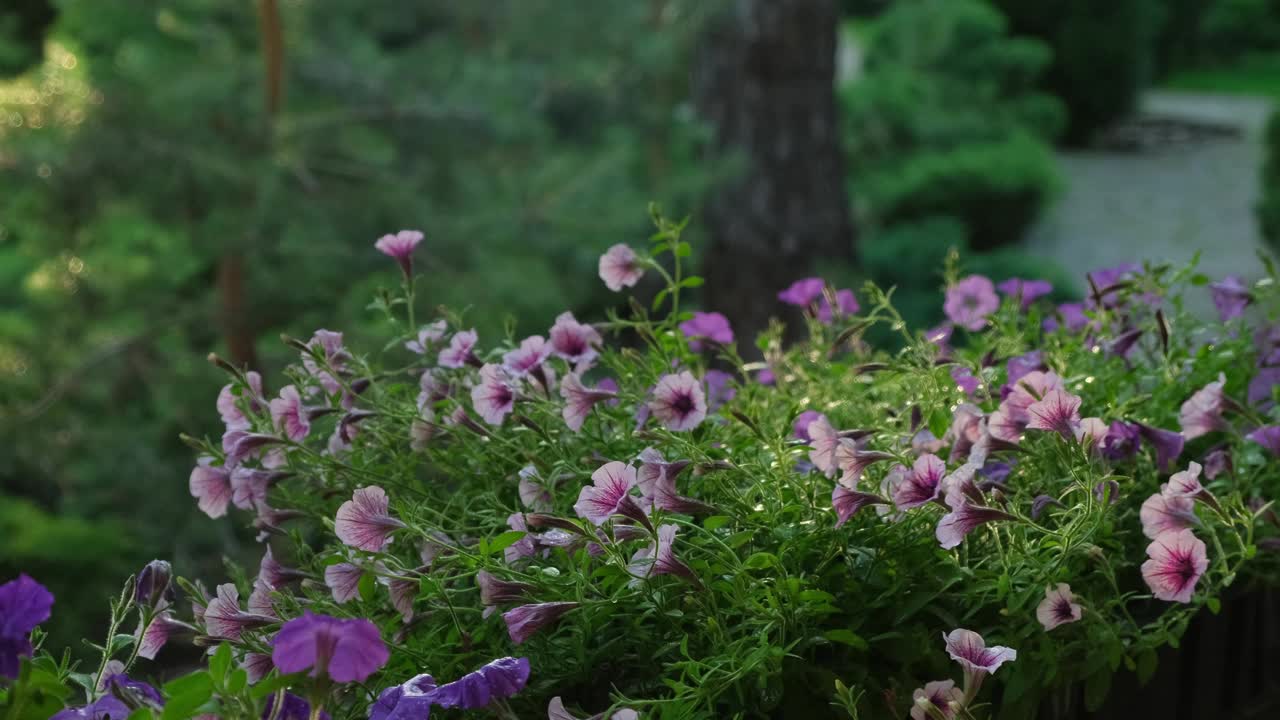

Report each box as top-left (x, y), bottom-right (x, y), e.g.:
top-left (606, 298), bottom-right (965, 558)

top-left (5, 214), bottom-right (1280, 720)
top-left (1260, 110), bottom-right (1280, 253)
top-left (990, 0), bottom-right (1161, 143)
top-left (1199, 0), bottom-right (1280, 61)
top-left (842, 0), bottom-right (1063, 252)
top-left (0, 0), bottom-right (710, 658)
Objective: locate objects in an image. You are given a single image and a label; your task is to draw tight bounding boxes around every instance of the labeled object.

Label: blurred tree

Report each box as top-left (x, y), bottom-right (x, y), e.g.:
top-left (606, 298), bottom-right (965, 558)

top-left (695, 0), bottom-right (855, 347)
top-left (0, 0), bottom-right (56, 77)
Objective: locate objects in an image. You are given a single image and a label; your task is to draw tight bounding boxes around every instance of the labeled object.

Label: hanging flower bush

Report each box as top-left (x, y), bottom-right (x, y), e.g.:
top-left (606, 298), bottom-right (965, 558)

top-left (4, 212), bottom-right (1280, 719)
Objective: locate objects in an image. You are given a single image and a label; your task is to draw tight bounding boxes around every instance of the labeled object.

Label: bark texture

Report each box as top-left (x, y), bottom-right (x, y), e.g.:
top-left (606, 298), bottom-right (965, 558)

top-left (693, 0), bottom-right (855, 349)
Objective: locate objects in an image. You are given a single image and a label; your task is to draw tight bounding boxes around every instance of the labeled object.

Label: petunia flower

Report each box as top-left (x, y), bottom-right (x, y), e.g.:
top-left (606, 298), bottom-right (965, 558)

top-left (1140, 492), bottom-right (1198, 539)
top-left (134, 561), bottom-right (172, 609)
top-left (504, 513), bottom-right (537, 565)
top-left (679, 311), bottom-right (734, 351)
top-left (0, 574), bottom-right (54, 679)
top-left (573, 462), bottom-right (647, 526)
top-left (230, 468), bottom-right (282, 511)
top-left (1256, 323), bottom-right (1280, 365)
top-left (549, 312), bottom-right (602, 364)
top-left (190, 457), bottom-right (233, 519)
top-left (268, 385), bottom-right (311, 441)
top-left (257, 547), bottom-right (306, 589)
top-left (374, 229), bottom-right (424, 278)
top-left (560, 372), bottom-right (616, 432)
top-left (548, 697), bottom-right (640, 720)
top-left (925, 322), bottom-right (954, 349)
top-left (943, 628), bottom-right (1016, 686)
top-left (997, 277), bottom-right (1053, 310)
top-left (1136, 423), bottom-right (1185, 471)
top-left (950, 366), bottom-right (980, 397)
top-left (405, 320), bottom-right (448, 355)
top-left (944, 275), bottom-right (999, 331)
top-left (1075, 417), bottom-right (1109, 447)
top-left (1141, 529), bottom-right (1208, 603)
top-left (201, 584), bottom-right (274, 641)
top-left (1180, 374), bottom-right (1229, 439)
top-left (247, 580), bottom-right (277, 620)
top-left (385, 577), bottom-right (417, 623)
top-left (892, 454), bottom-right (947, 510)
top-left (1203, 448), bottom-right (1232, 479)
top-left (477, 571), bottom-right (535, 611)
top-left (302, 329), bottom-right (349, 396)
top-left (271, 610), bottom-right (389, 683)
top-left (704, 369), bottom-right (736, 412)
top-left (778, 277), bottom-right (826, 306)
top-left (438, 330), bottom-right (480, 369)
top-left (324, 563), bottom-right (364, 604)
top-left (1246, 425), bottom-right (1280, 456)
top-left (335, 486), bottom-right (406, 552)
top-left (503, 602), bottom-right (579, 645)
top-left (371, 658), bottom-right (530, 720)
top-left (793, 411), bottom-right (826, 442)
top-left (817, 289), bottom-right (860, 324)
top-left (503, 335), bottom-right (553, 378)
top-left (472, 364), bottom-right (517, 425)
top-left (262, 692), bottom-right (329, 720)
top-left (833, 443), bottom-right (895, 485)
top-left (1209, 275), bottom-right (1252, 321)
top-left (1035, 583), bottom-right (1083, 631)
top-left (1025, 389), bottom-right (1083, 439)
top-left (1031, 494), bottom-right (1064, 520)
top-left (1248, 367), bottom-right (1280, 408)
top-left (807, 415), bottom-right (842, 476)
top-left (137, 610), bottom-right (194, 661)
top-left (627, 524), bottom-right (700, 586)
top-left (945, 404), bottom-right (985, 463)
top-left (910, 680), bottom-right (963, 720)
top-left (636, 448), bottom-right (711, 516)
top-left (242, 652), bottom-right (274, 684)
top-left (832, 485), bottom-right (889, 528)
top-left (217, 371), bottom-right (264, 431)
top-left (649, 372), bottom-right (707, 431)
top-left (599, 244), bottom-right (645, 292)
top-left (1005, 351), bottom-right (1044, 390)
top-left (936, 491), bottom-right (1015, 550)
top-left (369, 674), bottom-right (437, 720)
top-left (1163, 461), bottom-right (1220, 512)
top-left (1102, 421), bottom-right (1140, 462)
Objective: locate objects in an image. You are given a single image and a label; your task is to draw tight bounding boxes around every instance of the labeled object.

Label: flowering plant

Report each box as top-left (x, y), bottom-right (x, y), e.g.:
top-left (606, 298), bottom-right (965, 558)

top-left (4, 212), bottom-right (1279, 719)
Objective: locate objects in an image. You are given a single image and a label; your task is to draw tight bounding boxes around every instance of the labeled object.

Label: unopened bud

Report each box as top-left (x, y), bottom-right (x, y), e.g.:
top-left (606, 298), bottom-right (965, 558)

top-left (135, 559), bottom-right (174, 610)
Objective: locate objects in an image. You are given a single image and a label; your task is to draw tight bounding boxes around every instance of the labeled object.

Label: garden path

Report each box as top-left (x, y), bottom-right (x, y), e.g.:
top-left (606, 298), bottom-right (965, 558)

top-left (1025, 91), bottom-right (1275, 311)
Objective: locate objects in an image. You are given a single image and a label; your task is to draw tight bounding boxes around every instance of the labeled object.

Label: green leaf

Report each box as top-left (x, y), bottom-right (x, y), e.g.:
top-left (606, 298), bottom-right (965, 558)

top-left (823, 629), bottom-right (868, 650)
top-left (1189, 273), bottom-right (1210, 286)
top-left (208, 642), bottom-right (232, 682)
top-left (1206, 597), bottom-right (1221, 614)
top-left (651, 288), bottom-right (670, 312)
top-left (487, 531), bottom-right (527, 555)
top-left (161, 671), bottom-right (213, 720)
top-left (226, 668), bottom-right (247, 695)
top-left (674, 242), bottom-right (692, 258)
top-left (1083, 668), bottom-right (1112, 711)
top-left (1135, 648), bottom-right (1158, 686)
top-left (742, 552), bottom-right (778, 570)
top-left (109, 633), bottom-right (136, 653)
top-left (678, 275), bottom-right (703, 288)
top-left (702, 515), bottom-right (731, 531)
top-left (358, 572), bottom-right (377, 603)
top-left (128, 710), bottom-right (155, 720)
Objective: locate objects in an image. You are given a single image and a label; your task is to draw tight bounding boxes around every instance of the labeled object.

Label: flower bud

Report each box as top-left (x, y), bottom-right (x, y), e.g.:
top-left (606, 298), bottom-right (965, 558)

top-left (135, 560), bottom-right (174, 610)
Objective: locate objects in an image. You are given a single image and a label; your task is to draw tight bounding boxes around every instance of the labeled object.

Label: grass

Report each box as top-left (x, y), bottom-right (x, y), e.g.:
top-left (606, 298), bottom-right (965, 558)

top-left (1163, 52), bottom-right (1280, 102)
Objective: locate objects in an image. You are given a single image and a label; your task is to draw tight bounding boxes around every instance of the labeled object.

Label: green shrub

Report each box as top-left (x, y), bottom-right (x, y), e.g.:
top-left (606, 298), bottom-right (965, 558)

top-left (844, 0), bottom-right (1064, 252)
top-left (1259, 109), bottom-right (1280, 252)
top-left (990, 0), bottom-right (1161, 143)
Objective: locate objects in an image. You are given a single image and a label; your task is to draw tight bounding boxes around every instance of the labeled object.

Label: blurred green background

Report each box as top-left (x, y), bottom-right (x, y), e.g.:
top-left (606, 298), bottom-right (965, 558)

top-left (1, 0), bottom-right (1277, 658)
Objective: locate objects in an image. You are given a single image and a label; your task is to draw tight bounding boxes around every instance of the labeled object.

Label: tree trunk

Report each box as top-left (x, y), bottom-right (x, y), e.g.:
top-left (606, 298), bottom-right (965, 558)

top-left (693, 0), bottom-right (855, 351)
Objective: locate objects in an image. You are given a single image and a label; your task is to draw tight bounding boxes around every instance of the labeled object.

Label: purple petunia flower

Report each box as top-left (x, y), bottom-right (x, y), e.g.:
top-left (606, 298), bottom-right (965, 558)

top-left (679, 311), bottom-right (734, 351)
top-left (1025, 389), bottom-right (1083, 439)
top-left (189, 457), bottom-right (233, 519)
top-left (997, 278), bottom-right (1053, 310)
top-left (944, 275), bottom-right (999, 331)
top-left (405, 320), bottom-right (448, 355)
top-left (1180, 374), bottom-right (1229, 440)
top-left (636, 448), bottom-right (711, 516)
top-left (1142, 529), bottom-right (1208, 603)
top-left (1035, 583), bottom-right (1082, 631)
top-left (778, 277), bottom-right (826, 306)
top-left (807, 415), bottom-right (842, 477)
top-left (817, 289), bottom-right (860, 323)
top-left (439, 330), bottom-right (480, 369)
top-left (549, 312), bottom-right (602, 365)
top-left (1203, 448), bottom-right (1232, 479)
top-left (369, 674), bottom-right (438, 720)
top-left (925, 322), bottom-right (954, 349)
top-left (832, 485), bottom-right (889, 528)
top-left (704, 369), bottom-right (736, 411)
top-left (503, 336), bottom-right (553, 378)
top-left (324, 563), bottom-right (364, 604)
top-left (504, 513), bottom-right (537, 565)
top-left (628, 524), bottom-right (699, 585)
top-left (1209, 275), bottom-right (1252, 321)
top-left (335, 486), bottom-right (406, 552)
top-left (1136, 423), bottom-right (1185, 472)
top-left (574, 462), bottom-right (645, 526)
top-left (375, 230), bottom-right (424, 278)
top-left (910, 680), bottom-right (962, 720)
top-left (268, 385), bottom-right (310, 442)
top-left (560, 373), bottom-right (616, 432)
top-left (503, 602), bottom-right (579, 645)
top-left (1247, 425), bottom-right (1280, 456)
top-left (302, 329), bottom-right (349, 396)
top-left (1102, 421), bottom-right (1140, 462)
top-left (1248, 367), bottom-right (1280, 407)
top-left (1257, 324), bottom-right (1280, 366)
top-left (649, 372), bottom-right (707, 431)
top-left (477, 570), bottom-right (534, 610)
top-left (792, 411), bottom-right (824, 442)
top-left (1140, 491), bottom-right (1198, 539)
top-left (257, 547), bottom-right (305, 590)
top-left (262, 692), bottom-right (328, 720)
top-left (0, 575), bottom-right (53, 679)
top-left (548, 697), bottom-right (640, 720)
top-left (472, 364), bottom-right (517, 426)
top-left (892, 455), bottom-right (947, 510)
top-left (51, 696), bottom-right (131, 720)
top-left (950, 366), bottom-right (980, 397)
top-left (201, 584), bottom-right (274, 641)
top-left (834, 444), bottom-right (895, 486)
top-left (271, 610), bottom-right (389, 683)
top-left (943, 628), bottom-right (1016, 679)
top-left (599, 244), bottom-right (645, 292)
top-left (217, 371), bottom-right (264, 431)
top-left (1006, 351), bottom-right (1044, 389)
top-left (371, 658), bottom-right (530, 719)
top-left (518, 466), bottom-right (554, 512)
top-left (1045, 302), bottom-right (1090, 334)
top-left (936, 490), bottom-right (1015, 550)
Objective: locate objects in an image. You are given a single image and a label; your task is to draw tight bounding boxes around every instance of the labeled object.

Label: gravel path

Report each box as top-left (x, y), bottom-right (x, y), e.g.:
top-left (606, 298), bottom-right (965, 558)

top-left (1024, 91), bottom-right (1275, 308)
